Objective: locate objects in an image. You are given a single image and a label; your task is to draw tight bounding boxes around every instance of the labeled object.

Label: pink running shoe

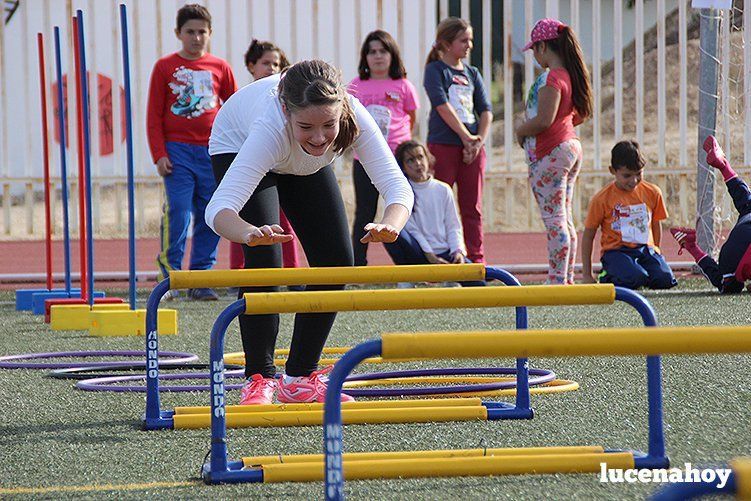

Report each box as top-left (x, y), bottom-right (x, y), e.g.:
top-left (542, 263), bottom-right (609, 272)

top-left (669, 227), bottom-right (696, 255)
top-left (239, 374), bottom-right (277, 405)
top-left (277, 366), bottom-right (355, 403)
top-left (703, 135), bottom-right (727, 169)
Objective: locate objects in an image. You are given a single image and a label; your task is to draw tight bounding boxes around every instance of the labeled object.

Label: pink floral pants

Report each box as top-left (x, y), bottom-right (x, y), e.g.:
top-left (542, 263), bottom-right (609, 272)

top-left (528, 139), bottom-right (583, 284)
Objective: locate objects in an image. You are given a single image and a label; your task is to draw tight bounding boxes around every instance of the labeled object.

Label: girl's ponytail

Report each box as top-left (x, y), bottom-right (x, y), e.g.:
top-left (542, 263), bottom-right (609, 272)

top-left (556, 26), bottom-right (593, 121)
top-left (425, 17), bottom-right (471, 67)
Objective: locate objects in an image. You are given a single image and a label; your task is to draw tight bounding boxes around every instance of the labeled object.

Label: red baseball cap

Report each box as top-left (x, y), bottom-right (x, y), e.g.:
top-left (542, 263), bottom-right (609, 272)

top-left (523, 18), bottom-right (567, 51)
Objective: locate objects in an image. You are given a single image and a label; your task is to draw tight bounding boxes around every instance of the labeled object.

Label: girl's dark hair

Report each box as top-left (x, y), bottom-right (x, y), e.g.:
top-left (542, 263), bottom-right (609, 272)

top-left (278, 60), bottom-right (359, 154)
top-left (394, 140), bottom-right (434, 172)
top-left (357, 30), bottom-right (407, 80)
top-left (176, 4), bottom-right (211, 31)
top-left (536, 26), bottom-right (593, 121)
top-left (610, 140), bottom-right (645, 171)
top-left (244, 39), bottom-right (290, 70)
top-left (425, 17), bottom-right (471, 66)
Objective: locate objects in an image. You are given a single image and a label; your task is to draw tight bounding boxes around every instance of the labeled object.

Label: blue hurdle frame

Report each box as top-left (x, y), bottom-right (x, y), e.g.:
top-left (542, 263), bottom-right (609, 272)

top-left (141, 267), bottom-right (529, 432)
top-left (319, 287), bottom-right (667, 500)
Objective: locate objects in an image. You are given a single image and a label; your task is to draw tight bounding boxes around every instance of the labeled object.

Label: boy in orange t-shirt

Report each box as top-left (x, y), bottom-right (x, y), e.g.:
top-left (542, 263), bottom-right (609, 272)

top-left (581, 140), bottom-right (677, 289)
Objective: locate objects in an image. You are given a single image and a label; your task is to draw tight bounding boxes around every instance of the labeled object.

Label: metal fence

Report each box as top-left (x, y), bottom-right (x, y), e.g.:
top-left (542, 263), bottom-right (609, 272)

top-left (0, 0), bottom-right (748, 238)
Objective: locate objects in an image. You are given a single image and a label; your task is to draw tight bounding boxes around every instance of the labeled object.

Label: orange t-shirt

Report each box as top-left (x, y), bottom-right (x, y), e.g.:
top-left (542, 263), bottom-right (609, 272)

top-left (584, 181), bottom-right (668, 255)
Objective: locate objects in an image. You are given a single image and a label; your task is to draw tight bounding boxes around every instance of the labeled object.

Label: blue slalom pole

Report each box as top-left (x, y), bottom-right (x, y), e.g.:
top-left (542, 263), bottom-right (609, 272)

top-left (53, 26), bottom-right (72, 294)
top-left (120, 4), bottom-right (136, 310)
top-left (76, 10), bottom-right (95, 307)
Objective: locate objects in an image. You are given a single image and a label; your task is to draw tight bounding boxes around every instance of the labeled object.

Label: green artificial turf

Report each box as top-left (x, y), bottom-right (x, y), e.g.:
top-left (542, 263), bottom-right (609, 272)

top-left (0, 279), bottom-right (748, 499)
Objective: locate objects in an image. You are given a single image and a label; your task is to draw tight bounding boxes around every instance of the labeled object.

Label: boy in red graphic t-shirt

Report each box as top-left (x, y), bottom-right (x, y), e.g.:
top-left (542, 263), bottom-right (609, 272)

top-left (146, 4), bottom-right (236, 300)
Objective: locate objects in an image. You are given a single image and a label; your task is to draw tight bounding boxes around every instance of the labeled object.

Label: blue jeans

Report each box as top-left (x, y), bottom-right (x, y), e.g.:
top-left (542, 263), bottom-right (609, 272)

top-left (600, 245), bottom-right (677, 290)
top-left (156, 141), bottom-right (220, 280)
top-left (384, 229), bottom-right (485, 287)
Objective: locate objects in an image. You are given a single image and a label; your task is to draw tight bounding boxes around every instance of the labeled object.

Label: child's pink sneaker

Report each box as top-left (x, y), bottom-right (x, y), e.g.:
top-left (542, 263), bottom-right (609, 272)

top-left (277, 366), bottom-right (355, 403)
top-left (703, 135), bottom-right (727, 169)
top-left (239, 374), bottom-right (277, 405)
top-left (669, 227), bottom-right (696, 255)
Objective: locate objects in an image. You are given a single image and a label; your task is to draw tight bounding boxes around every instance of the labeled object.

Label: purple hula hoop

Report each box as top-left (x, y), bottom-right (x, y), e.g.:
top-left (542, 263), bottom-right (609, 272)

top-left (0, 350), bottom-right (198, 369)
top-left (75, 367), bottom-right (556, 395)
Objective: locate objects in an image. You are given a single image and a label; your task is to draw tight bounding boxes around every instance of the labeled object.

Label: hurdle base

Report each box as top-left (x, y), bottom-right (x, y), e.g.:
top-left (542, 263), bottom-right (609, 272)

top-left (633, 453), bottom-right (670, 469)
top-left (16, 288), bottom-right (81, 311)
top-left (50, 303), bottom-right (129, 330)
top-left (89, 309), bottom-right (178, 337)
top-left (485, 402), bottom-right (534, 420)
top-left (202, 461), bottom-right (262, 484)
top-left (45, 296), bottom-right (123, 323)
top-left (32, 290), bottom-right (104, 315)
top-left (141, 411), bottom-right (176, 431)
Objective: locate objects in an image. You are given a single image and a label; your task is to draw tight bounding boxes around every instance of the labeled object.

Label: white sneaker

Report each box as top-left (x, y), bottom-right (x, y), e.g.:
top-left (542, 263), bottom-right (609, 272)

top-left (396, 282), bottom-right (414, 289)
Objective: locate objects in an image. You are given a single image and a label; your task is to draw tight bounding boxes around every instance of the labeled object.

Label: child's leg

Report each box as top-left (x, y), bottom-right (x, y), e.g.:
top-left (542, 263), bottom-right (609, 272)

top-left (384, 229), bottom-right (428, 265)
top-left (695, 254), bottom-right (730, 291)
top-left (229, 243), bottom-right (245, 269)
top-left (211, 152), bottom-right (245, 270)
top-left (725, 177), bottom-right (751, 218)
top-left (351, 159), bottom-right (380, 266)
top-left (278, 167), bottom-right (353, 377)
top-left (563, 140), bottom-right (583, 284)
top-left (434, 252), bottom-right (485, 287)
top-left (638, 247), bottom-right (678, 289)
top-left (717, 222), bottom-right (751, 289)
top-left (189, 145), bottom-right (220, 271)
top-left (599, 248), bottom-right (649, 289)
top-left (454, 147), bottom-right (486, 263)
top-left (156, 142), bottom-right (194, 281)
top-left (235, 174), bottom-right (283, 379)
top-left (279, 209), bottom-right (300, 268)
top-left (528, 144), bottom-right (576, 284)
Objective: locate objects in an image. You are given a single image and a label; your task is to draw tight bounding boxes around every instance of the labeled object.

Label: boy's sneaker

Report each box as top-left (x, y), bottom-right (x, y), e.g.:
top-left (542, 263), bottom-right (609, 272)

top-left (277, 366), bottom-right (355, 404)
top-left (669, 227), bottom-right (696, 255)
top-left (162, 289), bottom-right (180, 301)
top-left (239, 374), bottom-right (277, 405)
top-left (396, 282), bottom-right (414, 289)
top-left (188, 288), bottom-right (219, 301)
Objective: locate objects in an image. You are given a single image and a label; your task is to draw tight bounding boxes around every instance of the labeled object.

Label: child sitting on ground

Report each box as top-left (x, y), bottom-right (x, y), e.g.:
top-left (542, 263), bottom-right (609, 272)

top-left (384, 140), bottom-right (484, 287)
top-left (670, 135), bottom-right (751, 293)
top-left (581, 140), bottom-right (677, 289)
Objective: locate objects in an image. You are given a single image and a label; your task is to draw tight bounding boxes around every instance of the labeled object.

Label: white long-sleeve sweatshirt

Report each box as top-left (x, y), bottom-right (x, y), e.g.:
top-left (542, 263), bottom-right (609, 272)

top-left (405, 177), bottom-right (465, 256)
top-left (205, 73), bottom-right (413, 231)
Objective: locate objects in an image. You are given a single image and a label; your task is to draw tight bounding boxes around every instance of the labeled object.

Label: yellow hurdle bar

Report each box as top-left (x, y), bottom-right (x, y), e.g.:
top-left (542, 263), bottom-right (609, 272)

top-left (169, 264), bottom-right (485, 289)
top-left (381, 325), bottom-right (751, 360)
top-left (173, 397), bottom-right (482, 415)
top-left (730, 458), bottom-right (751, 499)
top-left (260, 452), bottom-right (635, 483)
top-left (243, 284), bottom-right (615, 314)
top-left (243, 445), bottom-right (607, 467)
top-left (173, 405), bottom-right (488, 430)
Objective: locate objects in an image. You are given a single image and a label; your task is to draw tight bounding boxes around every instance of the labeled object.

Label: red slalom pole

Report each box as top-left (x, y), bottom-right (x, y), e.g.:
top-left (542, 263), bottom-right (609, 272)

top-left (72, 16), bottom-right (88, 301)
top-left (37, 33), bottom-right (53, 291)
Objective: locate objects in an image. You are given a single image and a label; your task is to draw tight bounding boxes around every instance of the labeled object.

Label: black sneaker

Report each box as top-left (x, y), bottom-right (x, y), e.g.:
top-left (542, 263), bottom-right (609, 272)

top-left (188, 288), bottom-right (219, 301)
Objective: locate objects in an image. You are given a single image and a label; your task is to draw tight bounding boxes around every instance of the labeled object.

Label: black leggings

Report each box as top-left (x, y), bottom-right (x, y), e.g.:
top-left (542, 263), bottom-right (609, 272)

top-left (697, 176), bottom-right (751, 293)
top-left (212, 154), bottom-right (353, 377)
top-left (351, 159), bottom-right (380, 266)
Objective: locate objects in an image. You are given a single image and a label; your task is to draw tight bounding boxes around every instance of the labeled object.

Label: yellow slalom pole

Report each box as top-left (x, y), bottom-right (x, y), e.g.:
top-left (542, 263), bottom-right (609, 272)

top-left (381, 325), bottom-right (751, 360)
top-left (243, 445), bottom-right (607, 467)
top-left (173, 405), bottom-right (487, 430)
top-left (260, 451), bottom-right (635, 483)
top-left (243, 284), bottom-right (615, 314)
top-left (173, 397), bottom-right (482, 415)
top-left (169, 264), bottom-right (485, 289)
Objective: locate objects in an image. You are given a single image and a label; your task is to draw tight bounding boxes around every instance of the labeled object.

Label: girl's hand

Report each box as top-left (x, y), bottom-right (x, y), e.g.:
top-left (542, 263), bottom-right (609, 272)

top-left (450, 251), bottom-right (465, 264)
top-left (424, 252), bottom-right (449, 264)
top-left (360, 223), bottom-right (399, 244)
top-left (245, 224), bottom-right (294, 247)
